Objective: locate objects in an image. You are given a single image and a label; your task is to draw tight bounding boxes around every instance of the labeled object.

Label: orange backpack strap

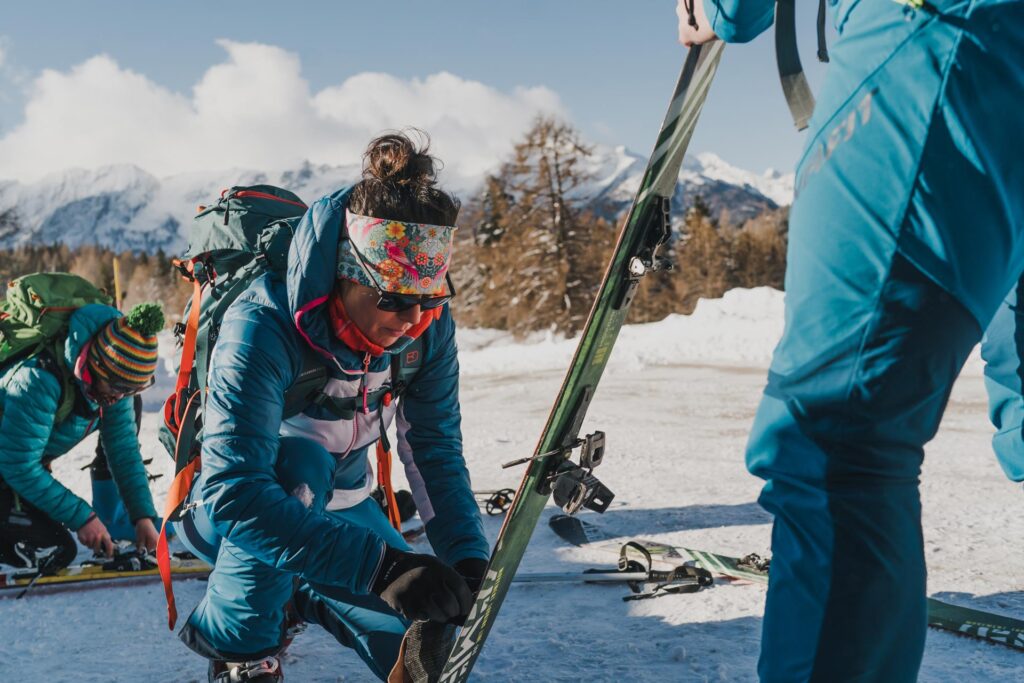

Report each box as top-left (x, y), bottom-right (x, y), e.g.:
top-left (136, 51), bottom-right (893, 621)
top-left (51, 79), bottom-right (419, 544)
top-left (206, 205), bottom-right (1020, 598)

top-left (164, 259), bottom-right (204, 437)
top-left (376, 441), bottom-right (402, 532)
top-left (157, 455), bottom-right (200, 630)
top-left (373, 340), bottom-right (423, 532)
top-left (158, 387), bottom-right (203, 630)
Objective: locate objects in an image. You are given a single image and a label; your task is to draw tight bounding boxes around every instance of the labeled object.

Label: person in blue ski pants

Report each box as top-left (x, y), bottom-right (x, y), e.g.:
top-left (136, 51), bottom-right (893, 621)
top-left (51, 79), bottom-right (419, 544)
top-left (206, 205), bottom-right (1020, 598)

top-left (679, 0), bottom-right (1024, 680)
top-left (176, 132), bottom-right (489, 683)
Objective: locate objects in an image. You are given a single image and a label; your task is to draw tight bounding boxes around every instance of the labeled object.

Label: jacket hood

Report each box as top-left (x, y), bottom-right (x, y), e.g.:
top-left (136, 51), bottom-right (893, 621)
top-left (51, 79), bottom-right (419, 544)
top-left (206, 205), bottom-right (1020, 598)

top-left (65, 303), bottom-right (121, 372)
top-left (286, 186), bottom-right (423, 366)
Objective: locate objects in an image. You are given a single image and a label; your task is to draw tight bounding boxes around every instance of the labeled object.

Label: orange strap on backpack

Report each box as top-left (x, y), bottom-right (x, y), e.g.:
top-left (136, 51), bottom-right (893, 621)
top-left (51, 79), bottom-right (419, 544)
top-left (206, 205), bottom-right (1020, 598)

top-left (157, 456), bottom-right (199, 630)
top-left (376, 441), bottom-right (402, 532)
top-left (157, 387), bottom-right (202, 630)
top-left (164, 260), bottom-right (203, 436)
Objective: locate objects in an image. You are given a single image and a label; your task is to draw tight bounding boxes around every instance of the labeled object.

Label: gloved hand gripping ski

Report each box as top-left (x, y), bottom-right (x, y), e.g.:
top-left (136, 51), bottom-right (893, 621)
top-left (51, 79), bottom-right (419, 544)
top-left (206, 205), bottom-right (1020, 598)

top-left (371, 546), bottom-right (473, 623)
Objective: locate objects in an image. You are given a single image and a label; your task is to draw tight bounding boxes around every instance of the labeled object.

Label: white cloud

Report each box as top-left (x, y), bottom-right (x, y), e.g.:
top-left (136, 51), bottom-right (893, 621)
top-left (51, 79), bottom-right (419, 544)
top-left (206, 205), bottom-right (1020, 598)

top-left (0, 40), bottom-right (6, 70)
top-left (0, 40), bottom-right (566, 187)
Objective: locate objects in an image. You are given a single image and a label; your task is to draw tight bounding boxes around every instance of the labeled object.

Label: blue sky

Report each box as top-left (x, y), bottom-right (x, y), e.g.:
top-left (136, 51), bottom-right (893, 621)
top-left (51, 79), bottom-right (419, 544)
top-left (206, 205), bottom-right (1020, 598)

top-left (0, 0), bottom-right (831, 180)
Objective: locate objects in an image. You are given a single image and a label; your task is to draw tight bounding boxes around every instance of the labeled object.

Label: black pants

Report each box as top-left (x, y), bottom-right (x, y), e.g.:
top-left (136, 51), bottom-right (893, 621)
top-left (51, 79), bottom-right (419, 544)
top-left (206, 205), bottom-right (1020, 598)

top-left (0, 482), bottom-right (77, 571)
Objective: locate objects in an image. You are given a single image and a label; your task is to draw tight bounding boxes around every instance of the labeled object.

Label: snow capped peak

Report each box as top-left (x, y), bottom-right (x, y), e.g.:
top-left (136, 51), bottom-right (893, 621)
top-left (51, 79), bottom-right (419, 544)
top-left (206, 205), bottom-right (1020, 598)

top-left (686, 152), bottom-right (794, 206)
top-left (0, 146), bottom-right (790, 253)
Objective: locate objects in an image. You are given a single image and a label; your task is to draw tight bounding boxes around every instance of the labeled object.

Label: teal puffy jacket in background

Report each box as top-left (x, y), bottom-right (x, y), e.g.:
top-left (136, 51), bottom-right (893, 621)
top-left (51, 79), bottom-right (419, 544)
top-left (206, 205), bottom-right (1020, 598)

top-left (0, 303), bottom-right (157, 530)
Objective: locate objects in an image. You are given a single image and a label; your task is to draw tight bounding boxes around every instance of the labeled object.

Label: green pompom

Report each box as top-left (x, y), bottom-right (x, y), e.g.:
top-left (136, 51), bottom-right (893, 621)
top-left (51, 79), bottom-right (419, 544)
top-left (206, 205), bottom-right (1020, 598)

top-left (124, 302), bottom-right (165, 337)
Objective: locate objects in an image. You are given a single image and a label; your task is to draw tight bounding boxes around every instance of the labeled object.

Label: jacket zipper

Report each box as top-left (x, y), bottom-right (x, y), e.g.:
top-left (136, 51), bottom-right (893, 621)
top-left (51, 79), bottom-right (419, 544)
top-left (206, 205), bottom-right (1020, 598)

top-left (342, 353), bottom-right (373, 459)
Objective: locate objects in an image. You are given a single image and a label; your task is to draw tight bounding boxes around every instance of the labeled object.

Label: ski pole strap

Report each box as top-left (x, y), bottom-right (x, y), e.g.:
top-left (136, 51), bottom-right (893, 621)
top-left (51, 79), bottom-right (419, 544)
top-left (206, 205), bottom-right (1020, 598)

top-left (158, 455), bottom-right (201, 630)
top-left (775, 0), bottom-right (817, 130)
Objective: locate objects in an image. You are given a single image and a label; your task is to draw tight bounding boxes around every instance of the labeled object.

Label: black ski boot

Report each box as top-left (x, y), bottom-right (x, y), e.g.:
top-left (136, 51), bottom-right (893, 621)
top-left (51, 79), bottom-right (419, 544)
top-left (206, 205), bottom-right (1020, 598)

top-left (371, 487), bottom-right (417, 523)
top-left (208, 656), bottom-right (283, 682)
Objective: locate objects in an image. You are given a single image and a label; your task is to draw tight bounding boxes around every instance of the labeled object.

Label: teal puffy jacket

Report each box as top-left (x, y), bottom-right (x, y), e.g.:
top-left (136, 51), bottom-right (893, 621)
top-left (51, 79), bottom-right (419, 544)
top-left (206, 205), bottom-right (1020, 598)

top-left (0, 304), bottom-right (158, 530)
top-left (197, 186), bottom-right (489, 595)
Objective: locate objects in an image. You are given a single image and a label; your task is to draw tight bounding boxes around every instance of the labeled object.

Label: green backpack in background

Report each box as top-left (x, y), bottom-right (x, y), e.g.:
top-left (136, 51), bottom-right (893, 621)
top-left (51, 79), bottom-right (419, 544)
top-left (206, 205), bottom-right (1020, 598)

top-left (0, 272), bottom-right (112, 422)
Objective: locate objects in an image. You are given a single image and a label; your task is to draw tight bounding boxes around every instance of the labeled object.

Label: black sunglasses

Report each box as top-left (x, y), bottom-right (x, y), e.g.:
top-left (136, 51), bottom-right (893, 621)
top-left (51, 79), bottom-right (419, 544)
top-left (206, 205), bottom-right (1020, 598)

top-left (90, 375), bottom-right (155, 406)
top-left (350, 242), bottom-right (456, 313)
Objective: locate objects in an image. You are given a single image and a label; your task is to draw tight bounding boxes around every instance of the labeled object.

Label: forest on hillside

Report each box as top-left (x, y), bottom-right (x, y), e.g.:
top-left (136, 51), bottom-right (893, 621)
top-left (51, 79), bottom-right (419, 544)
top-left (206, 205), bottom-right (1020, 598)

top-left (0, 118), bottom-right (787, 335)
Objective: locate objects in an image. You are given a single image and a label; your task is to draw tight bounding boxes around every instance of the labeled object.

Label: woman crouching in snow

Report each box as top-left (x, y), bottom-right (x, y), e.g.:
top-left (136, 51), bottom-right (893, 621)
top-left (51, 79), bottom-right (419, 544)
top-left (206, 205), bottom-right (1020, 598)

top-left (176, 132), bottom-right (489, 682)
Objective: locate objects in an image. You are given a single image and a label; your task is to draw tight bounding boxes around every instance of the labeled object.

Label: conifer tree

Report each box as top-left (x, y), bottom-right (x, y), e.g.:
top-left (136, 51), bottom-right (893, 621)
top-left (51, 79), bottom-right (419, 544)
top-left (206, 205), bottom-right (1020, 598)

top-left (673, 195), bottom-right (734, 313)
top-left (472, 116), bottom-right (607, 336)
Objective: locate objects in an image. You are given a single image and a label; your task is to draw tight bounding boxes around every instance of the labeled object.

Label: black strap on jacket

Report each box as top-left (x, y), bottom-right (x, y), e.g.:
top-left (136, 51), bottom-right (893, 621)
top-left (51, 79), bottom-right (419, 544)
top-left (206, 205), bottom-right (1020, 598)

top-left (775, 0), bottom-right (830, 131)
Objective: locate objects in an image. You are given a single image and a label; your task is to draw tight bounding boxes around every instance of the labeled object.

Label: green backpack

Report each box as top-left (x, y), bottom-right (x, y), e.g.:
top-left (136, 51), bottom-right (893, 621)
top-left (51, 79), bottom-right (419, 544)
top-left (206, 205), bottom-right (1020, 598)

top-left (0, 272), bottom-right (112, 422)
top-left (160, 185), bottom-right (309, 463)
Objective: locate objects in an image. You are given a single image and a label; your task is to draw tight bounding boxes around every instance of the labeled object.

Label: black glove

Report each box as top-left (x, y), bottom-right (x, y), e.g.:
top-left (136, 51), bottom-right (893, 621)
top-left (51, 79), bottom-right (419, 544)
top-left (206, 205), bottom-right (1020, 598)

top-left (453, 557), bottom-right (489, 594)
top-left (371, 546), bottom-right (472, 623)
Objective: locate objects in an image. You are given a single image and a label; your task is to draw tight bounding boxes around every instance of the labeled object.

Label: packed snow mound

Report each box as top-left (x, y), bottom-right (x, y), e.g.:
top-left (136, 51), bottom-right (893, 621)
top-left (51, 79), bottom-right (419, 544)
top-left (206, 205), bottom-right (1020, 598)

top-left (457, 286), bottom-right (985, 377)
top-left (152, 286), bottom-right (983, 385)
top-left (457, 288), bottom-right (786, 376)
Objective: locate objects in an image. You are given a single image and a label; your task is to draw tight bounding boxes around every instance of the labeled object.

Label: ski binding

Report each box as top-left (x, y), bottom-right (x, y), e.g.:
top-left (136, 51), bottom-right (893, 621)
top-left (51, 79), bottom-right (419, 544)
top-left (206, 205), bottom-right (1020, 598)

top-left (502, 431), bottom-right (614, 515)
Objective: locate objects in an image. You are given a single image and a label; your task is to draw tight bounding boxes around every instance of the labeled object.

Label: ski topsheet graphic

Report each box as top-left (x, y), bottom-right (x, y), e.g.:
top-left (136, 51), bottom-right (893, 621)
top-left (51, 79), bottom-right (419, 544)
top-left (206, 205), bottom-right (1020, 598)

top-left (430, 41), bottom-right (726, 683)
top-left (549, 514), bottom-right (769, 583)
top-left (549, 514), bottom-right (1024, 653)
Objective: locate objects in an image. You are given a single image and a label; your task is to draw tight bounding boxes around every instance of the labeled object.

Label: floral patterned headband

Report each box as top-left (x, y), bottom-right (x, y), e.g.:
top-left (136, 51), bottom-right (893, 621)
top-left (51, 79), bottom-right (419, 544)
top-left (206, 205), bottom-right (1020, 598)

top-left (337, 210), bottom-right (456, 296)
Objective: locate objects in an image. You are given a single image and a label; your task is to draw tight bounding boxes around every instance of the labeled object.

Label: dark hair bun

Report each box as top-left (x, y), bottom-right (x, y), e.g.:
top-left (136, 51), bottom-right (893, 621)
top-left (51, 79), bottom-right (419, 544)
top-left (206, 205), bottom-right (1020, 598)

top-left (363, 132), bottom-right (438, 189)
top-left (351, 129), bottom-right (460, 226)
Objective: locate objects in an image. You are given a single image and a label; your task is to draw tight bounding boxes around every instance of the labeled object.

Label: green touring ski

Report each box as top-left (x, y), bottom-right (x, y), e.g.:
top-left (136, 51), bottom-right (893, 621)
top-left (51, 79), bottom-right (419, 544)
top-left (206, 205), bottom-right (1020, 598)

top-left (549, 514), bottom-right (1024, 652)
top-left (427, 41), bottom-right (727, 683)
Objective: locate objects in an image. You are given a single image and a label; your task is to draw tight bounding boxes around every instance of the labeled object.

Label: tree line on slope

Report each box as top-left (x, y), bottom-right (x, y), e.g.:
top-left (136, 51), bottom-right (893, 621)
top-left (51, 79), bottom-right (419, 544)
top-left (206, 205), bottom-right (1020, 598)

top-left (0, 118), bottom-right (787, 334)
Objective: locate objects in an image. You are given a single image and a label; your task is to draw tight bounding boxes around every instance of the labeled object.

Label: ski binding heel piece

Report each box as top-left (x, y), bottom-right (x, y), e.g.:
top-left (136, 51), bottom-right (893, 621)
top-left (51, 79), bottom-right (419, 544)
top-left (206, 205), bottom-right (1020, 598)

top-left (551, 432), bottom-right (613, 514)
top-left (502, 431), bottom-right (614, 515)
top-left (212, 656), bottom-right (281, 682)
top-left (551, 461), bottom-right (614, 515)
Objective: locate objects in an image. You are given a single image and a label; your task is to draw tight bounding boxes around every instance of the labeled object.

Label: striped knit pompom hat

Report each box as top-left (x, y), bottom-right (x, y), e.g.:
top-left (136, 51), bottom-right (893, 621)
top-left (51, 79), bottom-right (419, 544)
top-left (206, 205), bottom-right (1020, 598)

top-left (87, 302), bottom-right (164, 390)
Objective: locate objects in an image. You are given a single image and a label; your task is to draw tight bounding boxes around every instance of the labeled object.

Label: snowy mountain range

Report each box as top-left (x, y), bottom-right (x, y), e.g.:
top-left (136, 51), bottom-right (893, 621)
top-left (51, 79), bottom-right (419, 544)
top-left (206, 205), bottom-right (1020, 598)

top-left (0, 148), bottom-right (793, 254)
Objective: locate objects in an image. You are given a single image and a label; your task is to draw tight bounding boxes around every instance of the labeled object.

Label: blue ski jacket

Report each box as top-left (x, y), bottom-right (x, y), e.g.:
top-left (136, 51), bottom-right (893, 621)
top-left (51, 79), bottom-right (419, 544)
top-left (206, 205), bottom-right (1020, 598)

top-left (0, 304), bottom-right (158, 530)
top-left (196, 186), bottom-right (489, 595)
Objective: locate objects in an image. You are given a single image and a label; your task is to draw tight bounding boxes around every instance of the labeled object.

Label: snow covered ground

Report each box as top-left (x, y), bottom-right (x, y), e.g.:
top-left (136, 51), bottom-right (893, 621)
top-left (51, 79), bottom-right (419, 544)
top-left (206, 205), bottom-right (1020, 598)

top-left (3, 288), bottom-right (1020, 682)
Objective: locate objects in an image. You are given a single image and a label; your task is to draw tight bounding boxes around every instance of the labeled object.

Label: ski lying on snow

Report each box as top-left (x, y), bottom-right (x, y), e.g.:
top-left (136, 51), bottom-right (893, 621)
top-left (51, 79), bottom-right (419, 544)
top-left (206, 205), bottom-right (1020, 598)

top-left (925, 598), bottom-right (1024, 651)
top-left (6, 522), bottom-right (423, 598)
top-left (430, 41), bottom-right (727, 683)
top-left (0, 555), bottom-right (210, 596)
top-left (550, 514), bottom-right (768, 582)
top-left (549, 514), bottom-right (1024, 652)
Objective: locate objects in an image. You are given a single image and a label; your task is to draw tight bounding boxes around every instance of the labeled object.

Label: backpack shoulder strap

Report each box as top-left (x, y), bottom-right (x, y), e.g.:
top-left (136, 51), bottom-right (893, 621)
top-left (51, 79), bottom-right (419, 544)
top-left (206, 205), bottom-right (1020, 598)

top-left (282, 336), bottom-right (425, 421)
top-left (33, 343), bottom-right (77, 424)
top-left (774, 0), bottom-right (830, 132)
top-left (390, 336), bottom-right (424, 401)
top-left (282, 344), bottom-right (331, 420)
